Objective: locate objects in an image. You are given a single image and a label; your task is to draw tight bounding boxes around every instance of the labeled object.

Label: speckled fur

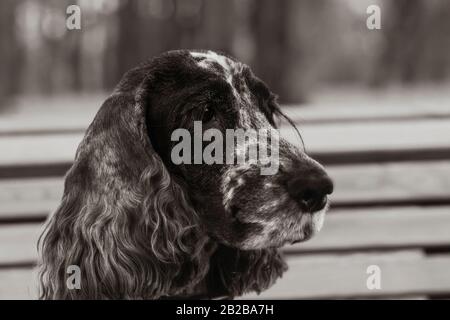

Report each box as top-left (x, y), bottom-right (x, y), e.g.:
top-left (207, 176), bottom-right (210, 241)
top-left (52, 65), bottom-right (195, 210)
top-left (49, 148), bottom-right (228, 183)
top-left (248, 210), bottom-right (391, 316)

top-left (38, 50), bottom-right (331, 299)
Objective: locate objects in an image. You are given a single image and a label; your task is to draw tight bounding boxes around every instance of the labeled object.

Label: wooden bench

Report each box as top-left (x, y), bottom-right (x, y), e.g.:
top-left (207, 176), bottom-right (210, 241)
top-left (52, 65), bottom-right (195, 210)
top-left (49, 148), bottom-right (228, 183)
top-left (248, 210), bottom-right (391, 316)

top-left (1, 101), bottom-right (449, 299)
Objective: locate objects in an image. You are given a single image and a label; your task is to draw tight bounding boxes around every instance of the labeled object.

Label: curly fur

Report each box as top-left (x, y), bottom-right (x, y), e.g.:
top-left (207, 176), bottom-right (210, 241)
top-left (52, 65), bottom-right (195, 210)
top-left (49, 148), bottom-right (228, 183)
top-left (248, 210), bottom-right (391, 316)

top-left (38, 90), bottom-right (211, 299)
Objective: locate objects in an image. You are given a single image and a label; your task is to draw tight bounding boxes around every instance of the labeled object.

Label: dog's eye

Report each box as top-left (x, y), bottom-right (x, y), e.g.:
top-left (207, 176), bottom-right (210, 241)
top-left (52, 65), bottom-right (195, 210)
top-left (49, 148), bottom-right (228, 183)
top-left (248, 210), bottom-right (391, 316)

top-left (202, 107), bottom-right (215, 123)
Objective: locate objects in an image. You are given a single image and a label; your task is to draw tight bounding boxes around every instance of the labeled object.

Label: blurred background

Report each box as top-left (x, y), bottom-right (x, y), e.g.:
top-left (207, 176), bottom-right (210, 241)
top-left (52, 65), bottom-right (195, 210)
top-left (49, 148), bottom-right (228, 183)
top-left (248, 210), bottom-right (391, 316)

top-left (1, 0), bottom-right (450, 105)
top-left (1, 0), bottom-right (450, 299)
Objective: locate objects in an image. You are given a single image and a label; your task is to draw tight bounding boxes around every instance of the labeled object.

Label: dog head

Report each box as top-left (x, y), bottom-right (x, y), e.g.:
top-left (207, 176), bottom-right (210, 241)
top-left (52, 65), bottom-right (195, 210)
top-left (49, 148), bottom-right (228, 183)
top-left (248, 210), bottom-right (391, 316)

top-left (38, 50), bottom-right (332, 299)
top-left (146, 50), bottom-right (333, 249)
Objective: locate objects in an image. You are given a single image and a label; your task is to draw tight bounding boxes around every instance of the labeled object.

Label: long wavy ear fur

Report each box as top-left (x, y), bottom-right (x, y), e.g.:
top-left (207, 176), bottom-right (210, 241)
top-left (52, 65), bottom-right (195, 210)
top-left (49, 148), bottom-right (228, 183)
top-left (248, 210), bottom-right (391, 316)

top-left (38, 65), bottom-right (210, 299)
top-left (207, 245), bottom-right (288, 298)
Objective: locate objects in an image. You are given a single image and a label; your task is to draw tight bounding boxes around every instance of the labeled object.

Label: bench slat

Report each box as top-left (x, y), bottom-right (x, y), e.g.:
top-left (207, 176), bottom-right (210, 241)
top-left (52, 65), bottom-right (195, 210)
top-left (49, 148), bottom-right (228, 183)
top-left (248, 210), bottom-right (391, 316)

top-left (3, 252), bottom-right (450, 299)
top-left (2, 119), bottom-right (450, 169)
top-left (286, 206), bottom-right (450, 253)
top-left (0, 224), bottom-right (42, 265)
top-left (284, 104), bottom-right (450, 124)
top-left (0, 178), bottom-right (62, 220)
top-left (244, 251), bottom-right (450, 299)
top-left (3, 97), bottom-right (450, 135)
top-left (281, 120), bottom-right (450, 153)
top-left (329, 161), bottom-right (450, 206)
top-left (3, 107), bottom-right (449, 135)
top-left (0, 94), bottom-right (103, 136)
top-left (0, 268), bottom-right (37, 300)
top-left (1, 206), bottom-right (450, 265)
top-left (2, 161), bottom-right (449, 220)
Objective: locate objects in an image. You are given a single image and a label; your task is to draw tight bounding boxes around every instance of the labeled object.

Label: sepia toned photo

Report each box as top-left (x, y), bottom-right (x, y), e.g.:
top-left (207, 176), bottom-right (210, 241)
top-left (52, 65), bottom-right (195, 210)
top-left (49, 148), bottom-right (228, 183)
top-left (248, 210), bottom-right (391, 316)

top-left (0, 0), bottom-right (449, 305)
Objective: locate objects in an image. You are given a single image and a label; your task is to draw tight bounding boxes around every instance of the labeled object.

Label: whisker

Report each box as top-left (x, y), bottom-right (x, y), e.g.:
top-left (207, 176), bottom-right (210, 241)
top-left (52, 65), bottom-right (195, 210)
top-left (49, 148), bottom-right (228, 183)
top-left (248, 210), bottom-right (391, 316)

top-left (275, 108), bottom-right (307, 153)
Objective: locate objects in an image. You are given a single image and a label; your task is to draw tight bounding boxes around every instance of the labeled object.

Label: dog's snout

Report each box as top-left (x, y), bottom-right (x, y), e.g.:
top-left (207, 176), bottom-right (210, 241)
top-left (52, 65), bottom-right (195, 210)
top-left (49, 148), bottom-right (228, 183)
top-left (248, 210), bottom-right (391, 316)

top-left (286, 167), bottom-right (333, 212)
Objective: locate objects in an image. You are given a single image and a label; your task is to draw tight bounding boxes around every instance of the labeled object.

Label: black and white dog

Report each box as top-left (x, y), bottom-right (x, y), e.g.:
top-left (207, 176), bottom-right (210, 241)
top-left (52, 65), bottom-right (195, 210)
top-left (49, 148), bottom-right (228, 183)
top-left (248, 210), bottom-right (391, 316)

top-left (39, 50), bottom-right (333, 299)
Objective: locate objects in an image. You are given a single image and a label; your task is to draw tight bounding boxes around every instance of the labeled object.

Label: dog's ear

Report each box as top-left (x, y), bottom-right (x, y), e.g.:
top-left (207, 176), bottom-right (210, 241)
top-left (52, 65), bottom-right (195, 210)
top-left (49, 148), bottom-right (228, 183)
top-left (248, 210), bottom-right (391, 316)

top-left (206, 245), bottom-right (287, 298)
top-left (38, 65), bottom-right (209, 299)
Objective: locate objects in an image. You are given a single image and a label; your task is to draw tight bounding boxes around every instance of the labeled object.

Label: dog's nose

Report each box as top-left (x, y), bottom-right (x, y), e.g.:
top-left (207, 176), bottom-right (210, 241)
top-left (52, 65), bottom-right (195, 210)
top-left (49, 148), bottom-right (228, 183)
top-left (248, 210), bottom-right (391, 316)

top-left (286, 167), bottom-right (334, 212)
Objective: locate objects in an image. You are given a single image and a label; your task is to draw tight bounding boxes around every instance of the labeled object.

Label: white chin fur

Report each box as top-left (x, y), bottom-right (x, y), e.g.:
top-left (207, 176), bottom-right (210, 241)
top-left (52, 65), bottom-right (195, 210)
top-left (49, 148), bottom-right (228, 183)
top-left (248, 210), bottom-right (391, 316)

top-left (311, 208), bottom-right (326, 233)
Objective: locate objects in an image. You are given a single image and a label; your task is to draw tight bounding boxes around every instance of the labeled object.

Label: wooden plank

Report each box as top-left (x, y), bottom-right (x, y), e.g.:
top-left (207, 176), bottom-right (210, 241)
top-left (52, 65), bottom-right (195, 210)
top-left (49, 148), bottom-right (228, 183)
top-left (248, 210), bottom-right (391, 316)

top-left (244, 251), bottom-right (450, 299)
top-left (3, 93), bottom-right (450, 135)
top-left (3, 252), bottom-right (450, 300)
top-left (1, 161), bottom-right (449, 220)
top-left (0, 114), bottom-right (90, 136)
top-left (0, 200), bottom-right (57, 222)
top-left (281, 120), bottom-right (450, 154)
top-left (0, 224), bottom-right (42, 265)
top-left (285, 206), bottom-right (450, 253)
top-left (0, 94), bottom-right (103, 136)
top-left (2, 206), bottom-right (450, 265)
top-left (1, 119), bottom-right (450, 172)
top-left (0, 178), bottom-right (62, 220)
top-left (284, 104), bottom-right (450, 124)
top-left (311, 148), bottom-right (450, 166)
top-left (0, 268), bottom-right (37, 300)
top-left (329, 161), bottom-right (450, 207)
top-left (0, 134), bottom-right (82, 166)
top-left (283, 85), bottom-right (450, 124)
top-left (3, 104), bottom-right (450, 135)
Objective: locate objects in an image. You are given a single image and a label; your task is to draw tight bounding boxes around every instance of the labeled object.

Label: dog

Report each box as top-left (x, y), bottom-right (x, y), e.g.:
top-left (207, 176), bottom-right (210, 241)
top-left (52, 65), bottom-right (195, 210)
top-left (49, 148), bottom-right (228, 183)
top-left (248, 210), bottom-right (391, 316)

top-left (38, 50), bottom-right (333, 299)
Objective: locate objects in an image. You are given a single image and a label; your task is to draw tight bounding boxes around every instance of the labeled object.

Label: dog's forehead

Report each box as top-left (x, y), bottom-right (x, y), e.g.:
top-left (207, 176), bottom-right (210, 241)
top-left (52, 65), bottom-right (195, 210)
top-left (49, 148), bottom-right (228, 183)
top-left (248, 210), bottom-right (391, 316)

top-left (190, 50), bottom-right (240, 85)
top-left (190, 50), bottom-right (269, 127)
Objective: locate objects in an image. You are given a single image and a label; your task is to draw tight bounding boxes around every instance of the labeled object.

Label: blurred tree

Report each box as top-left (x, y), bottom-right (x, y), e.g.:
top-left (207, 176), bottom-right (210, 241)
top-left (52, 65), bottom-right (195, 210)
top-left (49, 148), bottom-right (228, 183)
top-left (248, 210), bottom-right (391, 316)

top-left (425, 1), bottom-right (450, 82)
top-left (371, 0), bottom-right (426, 86)
top-left (201, 0), bottom-right (234, 53)
top-left (3, 0), bottom-right (450, 105)
top-left (250, 0), bottom-right (293, 103)
top-left (117, 0), bottom-right (142, 78)
top-left (66, 4), bottom-right (83, 93)
top-left (0, 0), bottom-right (24, 109)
